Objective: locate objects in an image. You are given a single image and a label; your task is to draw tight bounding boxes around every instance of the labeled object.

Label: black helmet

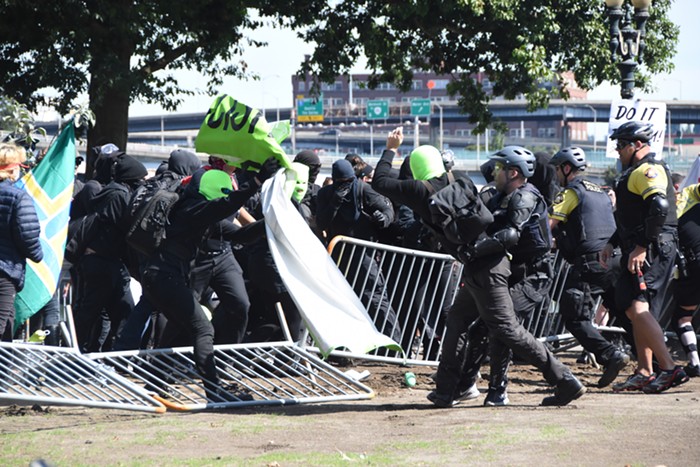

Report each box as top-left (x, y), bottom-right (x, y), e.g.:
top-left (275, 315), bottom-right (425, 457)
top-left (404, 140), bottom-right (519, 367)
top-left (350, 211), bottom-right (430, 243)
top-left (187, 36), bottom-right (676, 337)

top-left (551, 147), bottom-right (587, 171)
top-left (490, 145), bottom-right (535, 178)
top-left (609, 121), bottom-right (655, 143)
top-left (441, 149), bottom-right (455, 171)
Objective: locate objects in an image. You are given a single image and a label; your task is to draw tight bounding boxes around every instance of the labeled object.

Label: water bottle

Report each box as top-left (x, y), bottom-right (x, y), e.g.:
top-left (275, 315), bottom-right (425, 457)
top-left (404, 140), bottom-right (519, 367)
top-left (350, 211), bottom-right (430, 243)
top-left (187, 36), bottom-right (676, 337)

top-left (404, 371), bottom-right (417, 387)
top-left (28, 329), bottom-right (50, 344)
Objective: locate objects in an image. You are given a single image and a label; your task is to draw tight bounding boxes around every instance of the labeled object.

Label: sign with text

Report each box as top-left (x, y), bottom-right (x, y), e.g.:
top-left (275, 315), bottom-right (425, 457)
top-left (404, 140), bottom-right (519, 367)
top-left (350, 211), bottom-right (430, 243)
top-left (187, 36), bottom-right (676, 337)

top-left (297, 97), bottom-right (324, 122)
top-left (367, 100), bottom-right (389, 120)
top-left (411, 98), bottom-right (432, 116)
top-left (606, 99), bottom-right (666, 158)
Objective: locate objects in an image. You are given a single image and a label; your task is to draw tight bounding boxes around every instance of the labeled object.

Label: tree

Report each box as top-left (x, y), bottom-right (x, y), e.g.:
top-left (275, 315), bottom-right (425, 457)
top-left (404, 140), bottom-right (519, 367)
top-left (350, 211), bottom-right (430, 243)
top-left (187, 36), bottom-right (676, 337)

top-left (299, 0), bottom-right (678, 132)
top-left (0, 0), bottom-right (325, 176)
top-left (0, 0), bottom-right (678, 177)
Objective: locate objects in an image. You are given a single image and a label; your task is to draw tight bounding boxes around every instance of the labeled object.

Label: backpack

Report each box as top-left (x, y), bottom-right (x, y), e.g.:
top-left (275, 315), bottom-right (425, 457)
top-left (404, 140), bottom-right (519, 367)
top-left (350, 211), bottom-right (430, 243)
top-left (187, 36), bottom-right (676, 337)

top-left (421, 172), bottom-right (494, 248)
top-left (125, 176), bottom-right (182, 256)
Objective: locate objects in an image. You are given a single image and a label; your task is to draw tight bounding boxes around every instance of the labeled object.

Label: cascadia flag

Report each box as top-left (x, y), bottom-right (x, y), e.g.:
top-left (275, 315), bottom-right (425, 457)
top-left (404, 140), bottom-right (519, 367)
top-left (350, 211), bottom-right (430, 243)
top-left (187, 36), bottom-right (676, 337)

top-left (13, 121), bottom-right (76, 331)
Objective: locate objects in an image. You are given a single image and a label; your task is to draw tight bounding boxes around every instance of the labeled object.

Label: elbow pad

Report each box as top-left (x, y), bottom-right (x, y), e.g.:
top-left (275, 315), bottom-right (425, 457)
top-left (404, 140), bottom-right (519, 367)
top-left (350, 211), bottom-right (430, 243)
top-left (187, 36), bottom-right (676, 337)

top-left (471, 227), bottom-right (519, 258)
top-left (644, 194), bottom-right (670, 241)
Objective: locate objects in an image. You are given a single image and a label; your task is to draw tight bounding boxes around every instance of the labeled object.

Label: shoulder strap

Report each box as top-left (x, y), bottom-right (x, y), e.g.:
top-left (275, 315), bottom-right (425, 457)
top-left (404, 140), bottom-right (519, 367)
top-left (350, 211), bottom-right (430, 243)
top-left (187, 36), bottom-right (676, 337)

top-left (421, 172), bottom-right (455, 195)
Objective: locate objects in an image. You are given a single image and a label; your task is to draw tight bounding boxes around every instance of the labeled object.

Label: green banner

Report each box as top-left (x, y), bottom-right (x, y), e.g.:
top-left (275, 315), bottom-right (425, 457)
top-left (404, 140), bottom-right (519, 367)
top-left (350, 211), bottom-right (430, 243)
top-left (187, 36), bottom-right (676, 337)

top-left (195, 95), bottom-right (292, 170)
top-left (14, 121), bottom-right (76, 331)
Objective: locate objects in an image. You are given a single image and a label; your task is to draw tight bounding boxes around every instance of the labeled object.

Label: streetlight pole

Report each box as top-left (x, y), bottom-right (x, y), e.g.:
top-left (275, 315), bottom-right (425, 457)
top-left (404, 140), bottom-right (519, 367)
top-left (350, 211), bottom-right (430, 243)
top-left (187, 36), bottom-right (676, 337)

top-left (584, 104), bottom-right (598, 154)
top-left (604, 0), bottom-right (652, 99)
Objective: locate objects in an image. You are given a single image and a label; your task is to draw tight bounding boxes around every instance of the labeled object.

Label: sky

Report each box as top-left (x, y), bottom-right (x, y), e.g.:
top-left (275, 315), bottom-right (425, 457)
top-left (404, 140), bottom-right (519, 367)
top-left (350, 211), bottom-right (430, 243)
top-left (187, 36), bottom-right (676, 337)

top-left (126, 0), bottom-right (699, 117)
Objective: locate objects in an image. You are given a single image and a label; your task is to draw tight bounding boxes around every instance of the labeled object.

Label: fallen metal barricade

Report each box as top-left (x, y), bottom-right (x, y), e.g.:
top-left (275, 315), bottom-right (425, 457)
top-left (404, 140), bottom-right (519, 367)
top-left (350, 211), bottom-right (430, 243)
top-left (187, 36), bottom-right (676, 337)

top-left (325, 236), bottom-right (462, 365)
top-left (0, 342), bottom-right (165, 413)
top-left (88, 342), bottom-right (374, 412)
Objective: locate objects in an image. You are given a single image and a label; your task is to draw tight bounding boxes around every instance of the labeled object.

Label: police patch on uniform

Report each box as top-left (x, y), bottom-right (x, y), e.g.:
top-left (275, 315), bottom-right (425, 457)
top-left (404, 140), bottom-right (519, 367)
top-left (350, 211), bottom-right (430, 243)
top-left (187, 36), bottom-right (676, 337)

top-left (644, 167), bottom-right (658, 179)
top-left (554, 192), bottom-right (564, 205)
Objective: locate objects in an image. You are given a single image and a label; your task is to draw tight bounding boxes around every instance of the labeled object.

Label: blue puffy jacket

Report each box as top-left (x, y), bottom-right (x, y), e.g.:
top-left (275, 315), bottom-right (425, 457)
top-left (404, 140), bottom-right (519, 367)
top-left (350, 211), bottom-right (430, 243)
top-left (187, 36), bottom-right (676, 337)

top-left (0, 180), bottom-right (44, 290)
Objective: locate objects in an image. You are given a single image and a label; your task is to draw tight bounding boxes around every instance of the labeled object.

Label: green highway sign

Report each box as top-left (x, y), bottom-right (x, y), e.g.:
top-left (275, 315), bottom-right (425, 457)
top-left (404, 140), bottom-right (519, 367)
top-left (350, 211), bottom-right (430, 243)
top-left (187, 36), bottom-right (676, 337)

top-left (674, 137), bottom-right (694, 144)
top-left (297, 97), bottom-right (324, 122)
top-left (411, 98), bottom-right (432, 116)
top-left (367, 100), bottom-right (389, 120)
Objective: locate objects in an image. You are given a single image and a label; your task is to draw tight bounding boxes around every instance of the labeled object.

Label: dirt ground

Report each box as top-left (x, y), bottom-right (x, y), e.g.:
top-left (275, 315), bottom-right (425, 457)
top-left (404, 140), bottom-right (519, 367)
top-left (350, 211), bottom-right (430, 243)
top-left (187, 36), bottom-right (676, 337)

top-left (2, 351), bottom-right (700, 466)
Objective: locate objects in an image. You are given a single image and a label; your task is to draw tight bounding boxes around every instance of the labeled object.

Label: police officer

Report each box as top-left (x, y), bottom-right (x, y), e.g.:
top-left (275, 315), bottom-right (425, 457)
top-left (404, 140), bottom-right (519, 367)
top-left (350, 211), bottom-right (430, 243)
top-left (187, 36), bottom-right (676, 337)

top-left (457, 146), bottom-right (583, 407)
top-left (374, 133), bottom-right (585, 407)
top-left (673, 183), bottom-right (700, 377)
top-left (548, 147), bottom-right (629, 388)
top-left (602, 121), bottom-right (689, 393)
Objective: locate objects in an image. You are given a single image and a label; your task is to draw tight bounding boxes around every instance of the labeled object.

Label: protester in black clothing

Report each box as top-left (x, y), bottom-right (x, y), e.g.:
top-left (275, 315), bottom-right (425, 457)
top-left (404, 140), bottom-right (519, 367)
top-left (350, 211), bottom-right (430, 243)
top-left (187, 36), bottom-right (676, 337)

top-left (548, 147), bottom-right (629, 388)
top-left (72, 154), bottom-right (147, 352)
top-left (140, 158), bottom-right (278, 400)
top-left (373, 129), bottom-right (585, 407)
top-left (317, 159), bottom-right (401, 343)
top-left (113, 149), bottom-right (202, 351)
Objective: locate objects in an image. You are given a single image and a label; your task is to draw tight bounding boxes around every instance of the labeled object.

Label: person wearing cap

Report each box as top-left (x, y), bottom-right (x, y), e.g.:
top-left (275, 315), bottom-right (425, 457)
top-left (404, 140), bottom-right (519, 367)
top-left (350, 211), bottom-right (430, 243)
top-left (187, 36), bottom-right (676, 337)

top-left (602, 121), bottom-right (689, 393)
top-left (72, 154), bottom-right (148, 352)
top-left (140, 158), bottom-right (279, 401)
top-left (0, 143), bottom-right (44, 340)
top-left (548, 147), bottom-right (629, 388)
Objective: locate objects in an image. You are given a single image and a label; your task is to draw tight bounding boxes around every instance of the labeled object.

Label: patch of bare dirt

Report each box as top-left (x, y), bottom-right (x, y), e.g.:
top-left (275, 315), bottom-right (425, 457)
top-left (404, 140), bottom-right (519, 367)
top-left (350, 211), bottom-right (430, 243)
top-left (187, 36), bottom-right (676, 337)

top-left (2, 352), bottom-right (700, 466)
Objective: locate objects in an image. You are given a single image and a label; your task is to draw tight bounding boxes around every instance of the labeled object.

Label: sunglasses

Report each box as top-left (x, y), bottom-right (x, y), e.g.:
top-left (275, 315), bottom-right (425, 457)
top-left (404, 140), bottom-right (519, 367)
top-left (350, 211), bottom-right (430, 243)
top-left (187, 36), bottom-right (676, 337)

top-left (616, 140), bottom-right (633, 151)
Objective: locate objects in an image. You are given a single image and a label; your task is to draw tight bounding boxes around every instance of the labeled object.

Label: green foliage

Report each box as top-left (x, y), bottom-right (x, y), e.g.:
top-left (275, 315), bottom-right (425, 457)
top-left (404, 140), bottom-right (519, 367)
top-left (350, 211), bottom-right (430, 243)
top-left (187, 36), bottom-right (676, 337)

top-left (0, 96), bottom-right (47, 165)
top-left (299, 0), bottom-right (678, 133)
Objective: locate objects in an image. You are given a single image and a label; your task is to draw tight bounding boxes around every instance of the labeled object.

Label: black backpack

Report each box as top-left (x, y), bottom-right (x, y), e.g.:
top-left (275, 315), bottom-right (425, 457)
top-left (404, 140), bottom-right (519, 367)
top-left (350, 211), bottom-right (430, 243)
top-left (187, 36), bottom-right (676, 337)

top-left (422, 172), bottom-right (494, 248)
top-left (125, 176), bottom-right (182, 256)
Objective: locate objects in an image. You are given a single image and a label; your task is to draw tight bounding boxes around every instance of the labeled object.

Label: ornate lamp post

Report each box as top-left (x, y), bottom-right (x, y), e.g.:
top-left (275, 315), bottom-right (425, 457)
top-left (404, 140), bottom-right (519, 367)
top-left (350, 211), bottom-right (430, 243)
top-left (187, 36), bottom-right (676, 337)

top-left (604, 0), bottom-right (652, 99)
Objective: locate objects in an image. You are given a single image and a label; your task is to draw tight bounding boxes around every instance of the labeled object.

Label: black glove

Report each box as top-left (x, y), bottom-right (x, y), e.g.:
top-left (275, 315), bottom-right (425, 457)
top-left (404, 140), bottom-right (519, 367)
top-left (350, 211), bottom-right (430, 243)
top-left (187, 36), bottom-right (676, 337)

top-left (372, 210), bottom-right (389, 226)
top-left (256, 157), bottom-right (281, 183)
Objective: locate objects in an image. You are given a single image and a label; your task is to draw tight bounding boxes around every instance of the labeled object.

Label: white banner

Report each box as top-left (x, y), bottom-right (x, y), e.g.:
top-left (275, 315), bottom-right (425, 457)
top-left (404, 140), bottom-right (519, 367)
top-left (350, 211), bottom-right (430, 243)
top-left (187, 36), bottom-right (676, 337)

top-left (606, 99), bottom-right (666, 158)
top-left (261, 170), bottom-right (401, 357)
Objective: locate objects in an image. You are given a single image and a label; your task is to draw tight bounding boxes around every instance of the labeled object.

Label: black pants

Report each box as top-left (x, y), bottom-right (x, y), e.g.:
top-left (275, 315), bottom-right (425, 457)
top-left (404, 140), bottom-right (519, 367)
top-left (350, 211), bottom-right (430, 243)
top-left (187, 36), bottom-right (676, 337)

top-left (190, 250), bottom-right (250, 345)
top-left (142, 261), bottom-right (218, 384)
top-left (0, 275), bottom-right (17, 341)
top-left (559, 254), bottom-right (619, 365)
top-left (435, 255), bottom-right (568, 399)
top-left (73, 255), bottom-right (133, 352)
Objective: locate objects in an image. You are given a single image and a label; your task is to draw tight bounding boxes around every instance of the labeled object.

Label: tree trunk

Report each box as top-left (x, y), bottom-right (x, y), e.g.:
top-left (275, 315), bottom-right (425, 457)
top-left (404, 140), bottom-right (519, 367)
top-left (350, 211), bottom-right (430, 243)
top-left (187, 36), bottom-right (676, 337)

top-left (85, 8), bottom-right (135, 180)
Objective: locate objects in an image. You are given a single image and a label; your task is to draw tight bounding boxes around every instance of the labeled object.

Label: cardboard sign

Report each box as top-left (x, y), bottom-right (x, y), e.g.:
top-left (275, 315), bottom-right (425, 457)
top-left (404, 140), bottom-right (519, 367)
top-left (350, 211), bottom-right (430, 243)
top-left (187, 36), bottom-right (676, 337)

top-left (606, 99), bottom-right (666, 158)
top-left (195, 95), bottom-right (292, 170)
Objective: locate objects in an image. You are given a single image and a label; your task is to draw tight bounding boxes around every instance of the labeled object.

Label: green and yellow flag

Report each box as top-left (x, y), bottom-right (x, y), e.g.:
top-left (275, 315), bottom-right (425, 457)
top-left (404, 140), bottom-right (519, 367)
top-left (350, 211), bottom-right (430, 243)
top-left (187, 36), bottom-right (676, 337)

top-left (14, 121), bottom-right (76, 331)
top-left (194, 95), bottom-right (292, 170)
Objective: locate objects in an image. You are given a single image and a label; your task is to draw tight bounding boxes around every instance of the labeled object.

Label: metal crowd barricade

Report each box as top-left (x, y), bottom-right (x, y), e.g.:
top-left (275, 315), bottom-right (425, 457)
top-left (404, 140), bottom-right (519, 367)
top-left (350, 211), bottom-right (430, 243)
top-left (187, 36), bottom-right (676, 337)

top-left (88, 342), bottom-right (374, 411)
top-left (324, 236), bottom-right (463, 365)
top-left (0, 342), bottom-right (165, 413)
top-left (323, 237), bottom-right (630, 365)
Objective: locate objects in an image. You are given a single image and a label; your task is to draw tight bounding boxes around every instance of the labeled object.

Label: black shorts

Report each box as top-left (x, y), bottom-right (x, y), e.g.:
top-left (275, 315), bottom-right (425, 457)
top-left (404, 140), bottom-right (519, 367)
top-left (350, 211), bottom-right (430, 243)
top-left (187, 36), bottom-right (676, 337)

top-left (674, 260), bottom-right (700, 307)
top-left (615, 240), bottom-right (676, 320)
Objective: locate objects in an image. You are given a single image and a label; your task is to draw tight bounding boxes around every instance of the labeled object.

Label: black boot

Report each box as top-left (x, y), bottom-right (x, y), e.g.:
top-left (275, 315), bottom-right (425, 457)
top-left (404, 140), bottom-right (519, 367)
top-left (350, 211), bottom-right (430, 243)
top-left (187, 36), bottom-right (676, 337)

top-left (541, 372), bottom-right (586, 406)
